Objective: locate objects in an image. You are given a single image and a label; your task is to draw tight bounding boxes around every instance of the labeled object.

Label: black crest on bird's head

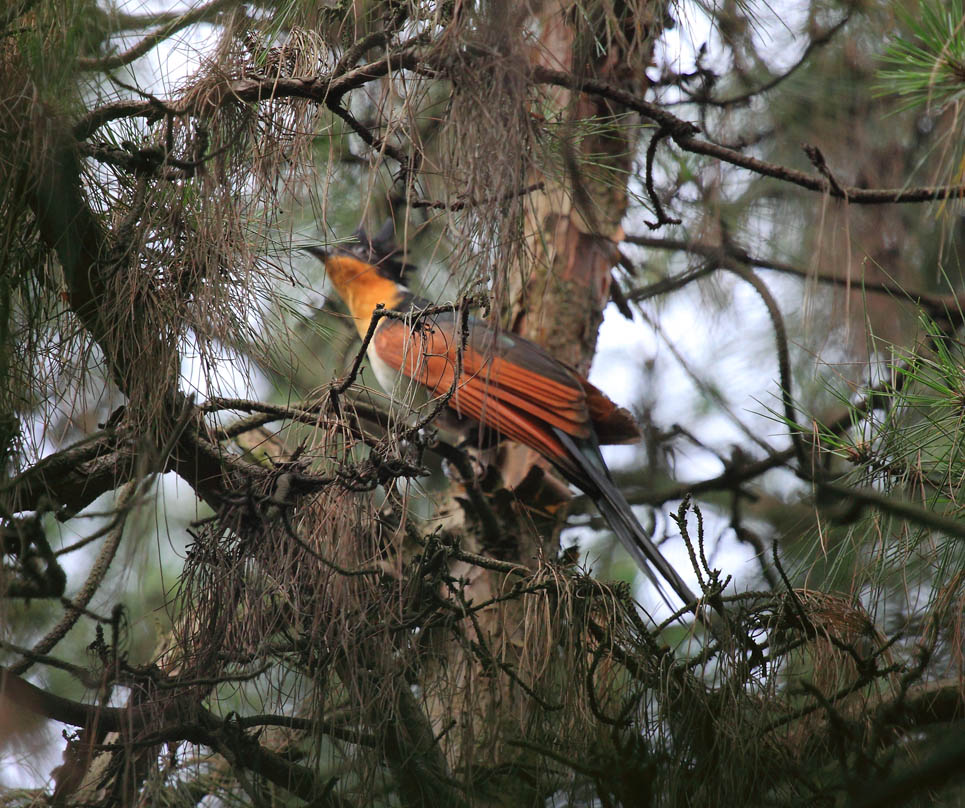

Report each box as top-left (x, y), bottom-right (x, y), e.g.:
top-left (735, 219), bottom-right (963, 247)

top-left (346, 220), bottom-right (416, 283)
top-left (303, 220), bottom-right (417, 283)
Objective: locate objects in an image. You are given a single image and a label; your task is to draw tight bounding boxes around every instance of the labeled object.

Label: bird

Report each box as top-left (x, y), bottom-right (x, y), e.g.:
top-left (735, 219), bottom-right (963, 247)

top-left (305, 225), bottom-right (698, 611)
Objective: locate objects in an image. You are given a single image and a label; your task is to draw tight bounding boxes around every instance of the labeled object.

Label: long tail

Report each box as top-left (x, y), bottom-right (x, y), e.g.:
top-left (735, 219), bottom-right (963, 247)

top-left (555, 430), bottom-right (698, 611)
top-left (594, 492), bottom-right (697, 610)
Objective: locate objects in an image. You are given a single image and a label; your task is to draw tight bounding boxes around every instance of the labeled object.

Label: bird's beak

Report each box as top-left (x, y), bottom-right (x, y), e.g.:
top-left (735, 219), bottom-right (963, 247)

top-left (302, 245), bottom-right (329, 261)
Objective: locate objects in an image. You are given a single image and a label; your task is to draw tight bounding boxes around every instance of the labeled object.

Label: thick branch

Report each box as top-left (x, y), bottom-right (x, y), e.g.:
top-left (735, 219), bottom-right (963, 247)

top-left (531, 67), bottom-right (965, 204)
top-left (0, 666), bottom-right (349, 807)
top-left (0, 430), bottom-right (132, 516)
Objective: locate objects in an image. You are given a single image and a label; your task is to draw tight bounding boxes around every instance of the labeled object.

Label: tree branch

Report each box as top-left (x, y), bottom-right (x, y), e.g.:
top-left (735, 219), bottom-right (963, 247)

top-left (816, 479), bottom-right (965, 539)
top-left (697, 13), bottom-right (852, 108)
top-left (73, 48), bottom-right (428, 141)
top-left (624, 234), bottom-right (965, 324)
top-left (0, 429), bottom-right (131, 516)
top-left (77, 0), bottom-right (239, 71)
top-left (73, 52), bottom-right (965, 207)
top-left (531, 67), bottom-right (965, 204)
top-left (0, 666), bottom-right (352, 807)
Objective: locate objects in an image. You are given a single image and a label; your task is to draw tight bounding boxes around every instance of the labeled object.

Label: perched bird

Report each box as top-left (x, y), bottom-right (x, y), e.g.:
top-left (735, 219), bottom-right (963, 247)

top-left (305, 227), bottom-right (698, 610)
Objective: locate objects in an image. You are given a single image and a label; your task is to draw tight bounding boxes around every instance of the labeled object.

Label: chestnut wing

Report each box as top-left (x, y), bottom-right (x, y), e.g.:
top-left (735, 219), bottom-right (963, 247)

top-left (372, 313), bottom-right (594, 469)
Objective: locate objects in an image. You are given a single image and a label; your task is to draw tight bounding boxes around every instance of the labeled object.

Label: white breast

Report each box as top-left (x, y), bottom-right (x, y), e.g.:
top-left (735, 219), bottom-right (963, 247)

top-left (365, 330), bottom-right (436, 418)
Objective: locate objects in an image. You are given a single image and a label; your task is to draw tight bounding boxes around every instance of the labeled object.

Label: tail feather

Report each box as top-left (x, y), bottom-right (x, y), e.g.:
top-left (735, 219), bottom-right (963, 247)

top-left (595, 491), bottom-right (697, 611)
top-left (554, 430), bottom-right (698, 610)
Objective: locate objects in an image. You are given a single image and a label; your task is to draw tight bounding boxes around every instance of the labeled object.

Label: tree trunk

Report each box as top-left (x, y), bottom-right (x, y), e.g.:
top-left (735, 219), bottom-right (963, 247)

top-left (424, 2), bottom-right (667, 804)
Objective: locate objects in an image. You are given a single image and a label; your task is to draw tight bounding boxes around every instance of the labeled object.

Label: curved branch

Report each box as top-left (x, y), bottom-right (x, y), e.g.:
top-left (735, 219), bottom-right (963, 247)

top-left (624, 235), bottom-right (965, 324)
top-left (699, 14), bottom-right (852, 108)
top-left (77, 0), bottom-right (238, 71)
top-left (722, 263), bottom-right (808, 471)
top-left (642, 127), bottom-right (681, 229)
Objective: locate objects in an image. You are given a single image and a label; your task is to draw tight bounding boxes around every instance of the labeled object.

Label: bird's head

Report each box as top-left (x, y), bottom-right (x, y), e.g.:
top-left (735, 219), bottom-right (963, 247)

top-left (304, 223), bottom-right (415, 338)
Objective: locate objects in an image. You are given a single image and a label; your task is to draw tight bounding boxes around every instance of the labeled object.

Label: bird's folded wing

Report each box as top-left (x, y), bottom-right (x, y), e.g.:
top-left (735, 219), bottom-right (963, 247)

top-left (372, 315), bottom-right (593, 473)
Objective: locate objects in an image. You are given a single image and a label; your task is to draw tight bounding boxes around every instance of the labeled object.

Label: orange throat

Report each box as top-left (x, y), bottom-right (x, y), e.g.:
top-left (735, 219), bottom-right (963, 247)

top-left (325, 255), bottom-right (403, 338)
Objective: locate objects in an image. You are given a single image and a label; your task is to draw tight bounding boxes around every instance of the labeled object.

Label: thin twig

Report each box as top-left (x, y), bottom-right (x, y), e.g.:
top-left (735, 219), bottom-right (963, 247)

top-left (643, 127), bottom-right (681, 229)
top-left (722, 262), bottom-right (808, 471)
top-left (623, 235), bottom-right (965, 321)
top-left (408, 181), bottom-right (545, 211)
